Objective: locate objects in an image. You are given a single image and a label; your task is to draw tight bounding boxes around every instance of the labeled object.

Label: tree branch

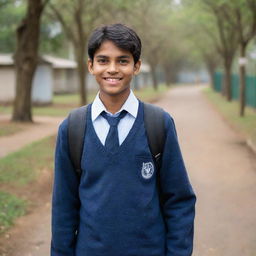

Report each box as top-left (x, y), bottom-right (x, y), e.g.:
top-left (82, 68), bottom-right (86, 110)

top-left (49, 3), bottom-right (77, 45)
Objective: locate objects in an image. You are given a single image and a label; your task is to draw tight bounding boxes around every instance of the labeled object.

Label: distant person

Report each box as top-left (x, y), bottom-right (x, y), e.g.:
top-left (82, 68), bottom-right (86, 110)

top-left (51, 23), bottom-right (196, 256)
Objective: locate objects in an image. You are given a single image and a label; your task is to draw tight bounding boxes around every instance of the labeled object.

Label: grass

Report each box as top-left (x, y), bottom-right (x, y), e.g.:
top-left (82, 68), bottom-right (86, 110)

top-left (134, 84), bottom-right (168, 102)
top-left (203, 87), bottom-right (256, 145)
top-left (0, 136), bottom-right (55, 186)
top-left (0, 191), bottom-right (26, 234)
top-left (0, 136), bottom-right (55, 233)
top-left (0, 85), bottom-right (169, 118)
top-left (0, 122), bottom-right (26, 137)
top-left (0, 84), bottom-right (170, 232)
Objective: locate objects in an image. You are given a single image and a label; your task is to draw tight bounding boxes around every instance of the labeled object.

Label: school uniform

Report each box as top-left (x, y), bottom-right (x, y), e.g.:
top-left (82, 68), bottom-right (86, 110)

top-left (51, 91), bottom-right (196, 256)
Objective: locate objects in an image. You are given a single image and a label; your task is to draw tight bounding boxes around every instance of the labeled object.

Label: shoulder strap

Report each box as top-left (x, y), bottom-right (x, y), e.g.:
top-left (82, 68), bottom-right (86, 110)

top-left (143, 102), bottom-right (166, 170)
top-left (68, 105), bottom-right (88, 176)
top-left (68, 103), bottom-right (166, 176)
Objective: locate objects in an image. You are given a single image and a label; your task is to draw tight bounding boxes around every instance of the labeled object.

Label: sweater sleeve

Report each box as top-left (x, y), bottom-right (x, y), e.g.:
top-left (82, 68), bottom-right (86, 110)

top-left (160, 112), bottom-right (196, 256)
top-left (51, 118), bottom-right (81, 256)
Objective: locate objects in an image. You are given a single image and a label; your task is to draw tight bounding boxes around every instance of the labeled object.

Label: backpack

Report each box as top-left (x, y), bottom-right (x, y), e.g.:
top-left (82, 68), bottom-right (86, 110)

top-left (68, 102), bottom-right (166, 177)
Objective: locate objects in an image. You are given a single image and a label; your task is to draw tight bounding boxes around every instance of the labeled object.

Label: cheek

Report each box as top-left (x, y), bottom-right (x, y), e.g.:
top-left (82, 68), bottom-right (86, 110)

top-left (91, 66), bottom-right (104, 75)
top-left (123, 67), bottom-right (136, 76)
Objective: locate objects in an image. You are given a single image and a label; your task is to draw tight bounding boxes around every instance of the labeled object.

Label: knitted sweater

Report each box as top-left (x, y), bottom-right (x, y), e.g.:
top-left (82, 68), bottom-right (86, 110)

top-left (51, 102), bottom-right (196, 256)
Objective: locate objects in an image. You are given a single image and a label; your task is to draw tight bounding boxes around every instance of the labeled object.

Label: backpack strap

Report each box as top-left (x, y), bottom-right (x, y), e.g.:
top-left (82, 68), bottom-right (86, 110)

top-left (143, 102), bottom-right (166, 171)
top-left (68, 105), bottom-right (88, 176)
top-left (67, 103), bottom-right (166, 178)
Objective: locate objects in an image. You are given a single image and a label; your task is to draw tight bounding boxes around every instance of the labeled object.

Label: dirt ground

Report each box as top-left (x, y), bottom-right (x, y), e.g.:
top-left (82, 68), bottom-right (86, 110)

top-left (0, 115), bottom-right (63, 158)
top-left (1, 85), bottom-right (256, 256)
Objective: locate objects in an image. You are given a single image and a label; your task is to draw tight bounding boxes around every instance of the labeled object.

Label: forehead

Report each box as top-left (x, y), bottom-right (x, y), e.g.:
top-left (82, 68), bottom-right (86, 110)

top-left (94, 40), bottom-right (132, 58)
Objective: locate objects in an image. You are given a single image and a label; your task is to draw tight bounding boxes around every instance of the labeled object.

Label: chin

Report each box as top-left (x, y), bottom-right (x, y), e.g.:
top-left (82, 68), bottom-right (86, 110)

top-left (101, 86), bottom-right (130, 97)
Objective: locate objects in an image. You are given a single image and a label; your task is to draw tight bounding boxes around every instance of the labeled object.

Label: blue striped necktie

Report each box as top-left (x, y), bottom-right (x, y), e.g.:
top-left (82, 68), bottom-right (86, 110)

top-left (101, 110), bottom-right (127, 152)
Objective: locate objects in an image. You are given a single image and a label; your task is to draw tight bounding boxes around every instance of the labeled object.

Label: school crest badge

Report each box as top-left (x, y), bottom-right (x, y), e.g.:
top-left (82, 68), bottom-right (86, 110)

top-left (141, 162), bottom-right (154, 179)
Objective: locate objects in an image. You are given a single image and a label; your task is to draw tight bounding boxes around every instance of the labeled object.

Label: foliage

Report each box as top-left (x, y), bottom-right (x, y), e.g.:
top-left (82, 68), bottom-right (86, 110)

top-left (0, 1), bottom-right (25, 53)
top-left (39, 16), bottom-right (66, 57)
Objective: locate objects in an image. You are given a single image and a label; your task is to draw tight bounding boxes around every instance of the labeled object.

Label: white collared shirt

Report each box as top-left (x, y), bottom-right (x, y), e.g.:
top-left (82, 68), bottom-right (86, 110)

top-left (91, 90), bottom-right (139, 145)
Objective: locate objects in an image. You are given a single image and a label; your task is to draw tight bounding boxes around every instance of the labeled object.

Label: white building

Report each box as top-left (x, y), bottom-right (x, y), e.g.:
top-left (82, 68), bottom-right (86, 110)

top-left (0, 54), bottom-right (53, 104)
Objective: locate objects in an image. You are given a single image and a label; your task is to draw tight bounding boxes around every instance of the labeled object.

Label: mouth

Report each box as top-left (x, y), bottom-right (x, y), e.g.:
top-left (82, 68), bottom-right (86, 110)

top-left (103, 77), bottom-right (123, 82)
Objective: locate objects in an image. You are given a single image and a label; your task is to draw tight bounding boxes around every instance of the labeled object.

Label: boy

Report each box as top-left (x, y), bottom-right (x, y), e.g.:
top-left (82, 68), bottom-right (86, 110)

top-left (51, 23), bottom-right (196, 256)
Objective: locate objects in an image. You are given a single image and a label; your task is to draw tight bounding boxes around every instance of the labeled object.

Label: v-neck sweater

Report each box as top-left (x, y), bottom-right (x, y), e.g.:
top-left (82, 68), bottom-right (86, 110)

top-left (51, 102), bottom-right (196, 256)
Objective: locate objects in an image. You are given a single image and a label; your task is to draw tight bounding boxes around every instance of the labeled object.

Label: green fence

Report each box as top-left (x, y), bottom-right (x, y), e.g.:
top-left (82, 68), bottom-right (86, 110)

top-left (213, 72), bottom-right (256, 108)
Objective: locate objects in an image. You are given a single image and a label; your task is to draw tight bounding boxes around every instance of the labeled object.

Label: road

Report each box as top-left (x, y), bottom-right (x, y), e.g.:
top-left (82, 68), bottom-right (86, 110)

top-left (1, 85), bottom-right (256, 256)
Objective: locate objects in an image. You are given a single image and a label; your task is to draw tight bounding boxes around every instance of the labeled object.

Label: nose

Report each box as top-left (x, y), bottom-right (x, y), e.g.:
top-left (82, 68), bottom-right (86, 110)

top-left (107, 61), bottom-right (118, 74)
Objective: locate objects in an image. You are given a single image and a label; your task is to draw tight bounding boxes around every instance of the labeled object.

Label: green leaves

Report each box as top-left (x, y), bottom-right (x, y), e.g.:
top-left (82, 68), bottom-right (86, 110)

top-left (0, 1), bottom-right (26, 52)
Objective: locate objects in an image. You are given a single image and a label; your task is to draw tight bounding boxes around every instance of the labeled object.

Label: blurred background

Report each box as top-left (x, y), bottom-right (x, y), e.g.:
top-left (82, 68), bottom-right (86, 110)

top-left (0, 0), bottom-right (256, 255)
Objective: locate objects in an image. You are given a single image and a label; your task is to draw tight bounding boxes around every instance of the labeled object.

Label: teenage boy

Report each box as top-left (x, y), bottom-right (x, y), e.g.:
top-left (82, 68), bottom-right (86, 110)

top-left (51, 23), bottom-right (196, 256)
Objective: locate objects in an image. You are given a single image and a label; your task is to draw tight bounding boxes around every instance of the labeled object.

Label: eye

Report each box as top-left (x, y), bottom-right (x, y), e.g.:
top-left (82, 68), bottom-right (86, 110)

top-left (119, 59), bottom-right (129, 65)
top-left (97, 58), bottom-right (108, 64)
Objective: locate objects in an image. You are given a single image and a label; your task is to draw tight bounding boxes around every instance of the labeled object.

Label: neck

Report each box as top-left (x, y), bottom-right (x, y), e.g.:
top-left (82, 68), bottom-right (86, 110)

top-left (99, 90), bottom-right (130, 114)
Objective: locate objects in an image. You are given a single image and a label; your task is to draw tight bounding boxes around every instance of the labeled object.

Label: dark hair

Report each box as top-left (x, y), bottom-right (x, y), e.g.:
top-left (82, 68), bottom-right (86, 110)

top-left (88, 23), bottom-right (141, 64)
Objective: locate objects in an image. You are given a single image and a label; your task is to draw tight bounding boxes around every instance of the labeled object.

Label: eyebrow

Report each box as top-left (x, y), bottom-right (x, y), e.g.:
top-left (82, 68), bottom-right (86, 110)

top-left (95, 55), bottom-right (131, 59)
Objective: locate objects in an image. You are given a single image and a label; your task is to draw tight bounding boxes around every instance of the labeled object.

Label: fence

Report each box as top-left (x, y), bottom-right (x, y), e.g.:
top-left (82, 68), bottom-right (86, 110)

top-left (213, 72), bottom-right (256, 108)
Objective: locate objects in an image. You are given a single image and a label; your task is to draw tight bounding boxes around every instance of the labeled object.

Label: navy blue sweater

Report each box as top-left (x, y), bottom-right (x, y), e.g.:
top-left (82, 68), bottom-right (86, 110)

top-left (51, 102), bottom-right (196, 256)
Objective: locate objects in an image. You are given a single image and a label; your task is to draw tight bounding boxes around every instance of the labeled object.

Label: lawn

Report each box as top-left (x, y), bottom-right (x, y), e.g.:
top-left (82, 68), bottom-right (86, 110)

top-left (0, 136), bottom-right (55, 233)
top-left (0, 136), bottom-right (54, 185)
top-left (0, 85), bottom-right (169, 118)
top-left (203, 87), bottom-right (256, 146)
top-left (0, 191), bottom-right (26, 233)
top-left (0, 121), bottom-right (28, 137)
top-left (0, 85), bottom-right (170, 138)
top-left (0, 84), bottom-right (170, 232)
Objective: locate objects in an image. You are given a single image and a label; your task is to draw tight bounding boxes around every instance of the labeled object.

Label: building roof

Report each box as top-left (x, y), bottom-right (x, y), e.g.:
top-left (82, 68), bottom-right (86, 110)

top-left (0, 54), bottom-right (77, 69)
top-left (43, 55), bottom-right (77, 69)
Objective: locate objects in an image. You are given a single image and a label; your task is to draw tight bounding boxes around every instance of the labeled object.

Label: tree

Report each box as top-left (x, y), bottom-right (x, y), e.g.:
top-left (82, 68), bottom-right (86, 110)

top-left (12, 0), bottom-right (49, 122)
top-left (177, 3), bottom-right (221, 88)
top-left (39, 16), bottom-right (66, 57)
top-left (221, 0), bottom-right (256, 116)
top-left (184, 0), bottom-right (239, 100)
top-left (129, 0), bottom-right (170, 90)
top-left (0, 1), bottom-right (25, 53)
top-left (49, 0), bottom-right (113, 106)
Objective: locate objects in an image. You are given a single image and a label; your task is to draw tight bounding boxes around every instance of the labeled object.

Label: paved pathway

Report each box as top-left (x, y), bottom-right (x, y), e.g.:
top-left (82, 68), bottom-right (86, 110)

top-left (0, 115), bottom-right (63, 158)
top-left (1, 85), bottom-right (256, 256)
top-left (158, 85), bottom-right (256, 256)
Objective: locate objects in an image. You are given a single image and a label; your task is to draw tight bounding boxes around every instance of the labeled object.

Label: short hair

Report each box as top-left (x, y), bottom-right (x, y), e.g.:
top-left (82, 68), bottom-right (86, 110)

top-left (88, 23), bottom-right (141, 64)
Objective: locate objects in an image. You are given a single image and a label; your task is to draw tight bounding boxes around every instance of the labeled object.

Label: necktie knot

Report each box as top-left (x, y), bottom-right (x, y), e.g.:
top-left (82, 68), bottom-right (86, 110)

top-left (100, 110), bottom-right (127, 152)
top-left (101, 110), bottom-right (127, 127)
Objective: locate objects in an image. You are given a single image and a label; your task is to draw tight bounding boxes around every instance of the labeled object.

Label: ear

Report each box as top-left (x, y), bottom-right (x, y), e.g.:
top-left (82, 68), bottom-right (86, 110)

top-left (87, 59), bottom-right (94, 74)
top-left (133, 59), bottom-right (141, 75)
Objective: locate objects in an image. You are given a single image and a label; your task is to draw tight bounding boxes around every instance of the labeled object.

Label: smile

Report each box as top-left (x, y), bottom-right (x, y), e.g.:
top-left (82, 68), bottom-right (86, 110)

top-left (104, 77), bottom-right (123, 81)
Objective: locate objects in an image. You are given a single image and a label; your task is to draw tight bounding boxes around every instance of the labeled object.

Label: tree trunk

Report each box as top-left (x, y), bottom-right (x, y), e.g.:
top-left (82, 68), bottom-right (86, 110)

top-left (149, 63), bottom-right (158, 90)
top-left (208, 69), bottom-right (215, 89)
top-left (163, 64), bottom-right (172, 87)
top-left (12, 0), bottom-right (44, 122)
top-left (239, 44), bottom-right (247, 117)
top-left (205, 60), bottom-right (217, 89)
top-left (75, 48), bottom-right (87, 106)
top-left (223, 58), bottom-right (232, 101)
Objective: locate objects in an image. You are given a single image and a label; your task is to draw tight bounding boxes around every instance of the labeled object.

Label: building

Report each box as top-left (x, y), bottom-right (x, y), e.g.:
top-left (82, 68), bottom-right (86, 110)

top-left (0, 54), bottom-right (53, 104)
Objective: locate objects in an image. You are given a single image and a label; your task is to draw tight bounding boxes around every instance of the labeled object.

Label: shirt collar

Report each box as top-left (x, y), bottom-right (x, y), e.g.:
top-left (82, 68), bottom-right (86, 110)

top-left (91, 90), bottom-right (139, 121)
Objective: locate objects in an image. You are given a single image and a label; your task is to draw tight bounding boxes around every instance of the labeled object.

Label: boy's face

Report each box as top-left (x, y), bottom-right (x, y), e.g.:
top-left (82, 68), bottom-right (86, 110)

top-left (88, 40), bottom-right (141, 99)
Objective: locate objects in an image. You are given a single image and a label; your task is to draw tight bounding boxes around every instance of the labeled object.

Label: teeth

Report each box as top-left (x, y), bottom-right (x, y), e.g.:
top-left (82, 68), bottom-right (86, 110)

top-left (105, 78), bottom-right (121, 81)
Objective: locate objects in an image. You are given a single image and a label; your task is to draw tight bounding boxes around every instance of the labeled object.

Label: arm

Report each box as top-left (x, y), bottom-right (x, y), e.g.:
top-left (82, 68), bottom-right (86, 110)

top-left (51, 119), bottom-right (81, 256)
top-left (161, 113), bottom-right (196, 256)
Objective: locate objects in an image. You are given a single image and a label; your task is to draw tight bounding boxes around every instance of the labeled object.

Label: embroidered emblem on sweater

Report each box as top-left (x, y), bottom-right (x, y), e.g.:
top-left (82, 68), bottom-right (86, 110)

top-left (141, 162), bottom-right (154, 179)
